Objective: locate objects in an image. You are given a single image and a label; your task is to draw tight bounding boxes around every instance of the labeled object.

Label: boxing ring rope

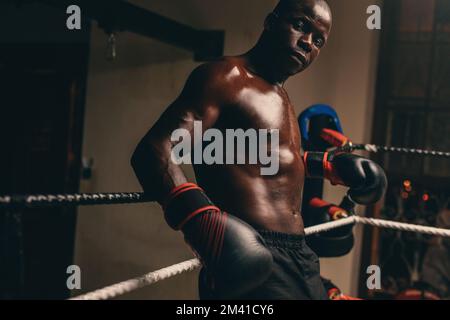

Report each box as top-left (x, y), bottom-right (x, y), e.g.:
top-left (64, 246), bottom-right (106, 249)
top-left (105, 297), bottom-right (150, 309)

top-left (0, 193), bottom-right (150, 208)
top-left (361, 144), bottom-right (450, 158)
top-left (70, 216), bottom-right (450, 300)
top-left (70, 259), bottom-right (203, 301)
top-left (353, 216), bottom-right (450, 237)
top-left (0, 141), bottom-right (447, 208)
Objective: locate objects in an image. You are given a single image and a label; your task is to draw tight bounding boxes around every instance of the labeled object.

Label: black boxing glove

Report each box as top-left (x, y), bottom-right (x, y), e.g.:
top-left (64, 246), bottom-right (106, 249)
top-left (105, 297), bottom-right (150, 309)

top-left (163, 183), bottom-right (273, 299)
top-left (306, 197), bottom-right (355, 257)
top-left (303, 152), bottom-right (387, 205)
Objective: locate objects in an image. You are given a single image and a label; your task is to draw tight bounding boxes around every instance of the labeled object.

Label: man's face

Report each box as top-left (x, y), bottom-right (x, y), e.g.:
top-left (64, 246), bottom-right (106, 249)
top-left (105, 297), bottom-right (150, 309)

top-left (267, 0), bottom-right (332, 76)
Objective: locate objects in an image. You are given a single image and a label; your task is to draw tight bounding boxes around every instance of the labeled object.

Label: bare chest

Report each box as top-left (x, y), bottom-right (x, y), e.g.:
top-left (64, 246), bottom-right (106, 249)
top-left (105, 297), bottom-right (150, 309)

top-left (217, 86), bottom-right (301, 148)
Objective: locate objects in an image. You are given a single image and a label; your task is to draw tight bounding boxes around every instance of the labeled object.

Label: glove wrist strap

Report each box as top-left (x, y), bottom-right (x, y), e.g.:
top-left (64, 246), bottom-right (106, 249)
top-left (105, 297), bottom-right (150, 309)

top-left (164, 183), bottom-right (219, 230)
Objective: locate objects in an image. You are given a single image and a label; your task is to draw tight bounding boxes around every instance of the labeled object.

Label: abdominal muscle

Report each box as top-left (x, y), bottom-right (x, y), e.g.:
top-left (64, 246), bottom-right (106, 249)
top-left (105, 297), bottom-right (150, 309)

top-left (194, 147), bottom-right (305, 235)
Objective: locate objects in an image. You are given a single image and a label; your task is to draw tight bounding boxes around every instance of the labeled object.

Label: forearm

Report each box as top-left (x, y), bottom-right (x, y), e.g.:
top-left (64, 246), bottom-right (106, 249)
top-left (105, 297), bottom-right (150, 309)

top-left (131, 63), bottom-right (223, 203)
top-left (131, 137), bottom-right (188, 204)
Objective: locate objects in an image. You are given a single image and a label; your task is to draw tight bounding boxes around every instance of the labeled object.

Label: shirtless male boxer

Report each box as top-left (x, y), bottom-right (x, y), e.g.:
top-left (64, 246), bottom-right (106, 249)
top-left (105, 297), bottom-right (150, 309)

top-left (131, 0), bottom-right (387, 300)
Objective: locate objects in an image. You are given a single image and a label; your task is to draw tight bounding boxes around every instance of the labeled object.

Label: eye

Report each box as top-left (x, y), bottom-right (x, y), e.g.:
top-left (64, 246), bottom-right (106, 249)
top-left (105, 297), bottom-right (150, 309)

top-left (314, 37), bottom-right (325, 48)
top-left (293, 19), bottom-right (306, 31)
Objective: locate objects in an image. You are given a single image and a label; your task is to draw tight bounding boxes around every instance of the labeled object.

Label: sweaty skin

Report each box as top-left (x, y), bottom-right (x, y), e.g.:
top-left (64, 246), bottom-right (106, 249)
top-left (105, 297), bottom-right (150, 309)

top-left (132, 0), bottom-right (332, 235)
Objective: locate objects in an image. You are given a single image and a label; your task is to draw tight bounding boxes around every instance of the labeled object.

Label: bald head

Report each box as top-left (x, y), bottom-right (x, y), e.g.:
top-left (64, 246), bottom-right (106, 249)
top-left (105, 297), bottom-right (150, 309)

top-left (254, 0), bottom-right (332, 77)
top-left (273, 0), bottom-right (332, 23)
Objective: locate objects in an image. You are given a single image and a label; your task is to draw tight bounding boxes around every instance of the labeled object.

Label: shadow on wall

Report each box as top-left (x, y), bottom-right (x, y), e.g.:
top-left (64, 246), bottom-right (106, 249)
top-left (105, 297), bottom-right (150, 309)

top-left (89, 0), bottom-right (278, 72)
top-left (89, 28), bottom-right (193, 72)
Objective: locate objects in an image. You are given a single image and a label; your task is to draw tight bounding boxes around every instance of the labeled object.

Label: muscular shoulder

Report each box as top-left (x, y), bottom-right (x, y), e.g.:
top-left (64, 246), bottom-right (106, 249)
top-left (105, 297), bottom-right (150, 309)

top-left (182, 57), bottom-right (248, 104)
top-left (191, 57), bottom-right (247, 85)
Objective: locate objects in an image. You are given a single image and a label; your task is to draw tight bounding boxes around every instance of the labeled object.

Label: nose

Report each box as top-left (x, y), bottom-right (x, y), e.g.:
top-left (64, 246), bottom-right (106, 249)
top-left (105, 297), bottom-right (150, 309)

top-left (298, 33), bottom-right (313, 53)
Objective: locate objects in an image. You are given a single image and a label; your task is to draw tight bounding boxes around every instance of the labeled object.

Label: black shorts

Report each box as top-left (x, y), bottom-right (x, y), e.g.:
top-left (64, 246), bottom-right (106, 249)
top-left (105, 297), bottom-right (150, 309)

top-left (199, 230), bottom-right (328, 300)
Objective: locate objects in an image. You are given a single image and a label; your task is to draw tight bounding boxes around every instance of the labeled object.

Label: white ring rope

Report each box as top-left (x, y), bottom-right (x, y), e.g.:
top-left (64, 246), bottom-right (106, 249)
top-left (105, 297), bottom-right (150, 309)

top-left (70, 258), bottom-right (202, 300)
top-left (354, 216), bottom-right (450, 237)
top-left (70, 216), bottom-right (450, 300)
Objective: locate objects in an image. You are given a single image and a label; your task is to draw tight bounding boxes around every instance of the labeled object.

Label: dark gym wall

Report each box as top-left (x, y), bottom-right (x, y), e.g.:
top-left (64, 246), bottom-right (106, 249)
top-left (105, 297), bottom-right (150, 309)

top-left (0, 1), bottom-right (90, 299)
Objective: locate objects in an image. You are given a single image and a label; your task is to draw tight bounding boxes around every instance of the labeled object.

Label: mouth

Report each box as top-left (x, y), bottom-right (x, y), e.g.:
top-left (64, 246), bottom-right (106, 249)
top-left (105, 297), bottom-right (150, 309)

top-left (290, 50), bottom-right (308, 66)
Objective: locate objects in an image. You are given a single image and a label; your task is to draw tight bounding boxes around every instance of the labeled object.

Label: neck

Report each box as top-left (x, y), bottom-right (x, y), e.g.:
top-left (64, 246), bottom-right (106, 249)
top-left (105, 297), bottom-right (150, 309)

top-left (243, 37), bottom-right (290, 86)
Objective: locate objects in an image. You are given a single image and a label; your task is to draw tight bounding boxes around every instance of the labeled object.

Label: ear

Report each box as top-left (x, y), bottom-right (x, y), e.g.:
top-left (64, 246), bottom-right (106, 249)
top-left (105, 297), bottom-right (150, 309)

top-left (264, 12), bottom-right (278, 31)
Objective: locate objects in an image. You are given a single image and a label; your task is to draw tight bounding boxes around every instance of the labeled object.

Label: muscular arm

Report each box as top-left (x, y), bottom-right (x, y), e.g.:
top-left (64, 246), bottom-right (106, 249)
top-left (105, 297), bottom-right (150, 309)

top-left (131, 64), bottom-right (224, 204)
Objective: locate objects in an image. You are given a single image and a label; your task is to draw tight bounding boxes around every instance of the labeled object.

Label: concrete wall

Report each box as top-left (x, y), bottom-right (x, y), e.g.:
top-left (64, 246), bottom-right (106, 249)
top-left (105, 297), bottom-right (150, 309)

top-left (73, 0), bottom-right (381, 299)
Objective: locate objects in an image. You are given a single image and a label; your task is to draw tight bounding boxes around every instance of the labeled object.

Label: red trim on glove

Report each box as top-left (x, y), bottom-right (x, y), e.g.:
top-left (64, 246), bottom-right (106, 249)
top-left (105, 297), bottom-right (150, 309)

top-left (321, 129), bottom-right (349, 147)
top-left (167, 183), bottom-right (201, 200)
top-left (310, 198), bottom-right (348, 220)
top-left (328, 288), bottom-right (362, 300)
top-left (310, 197), bottom-right (329, 208)
top-left (164, 183), bottom-right (220, 230)
top-left (335, 295), bottom-right (363, 300)
top-left (164, 183), bottom-right (204, 211)
top-left (169, 183), bottom-right (198, 195)
top-left (177, 205), bottom-right (221, 231)
top-left (328, 288), bottom-right (341, 300)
